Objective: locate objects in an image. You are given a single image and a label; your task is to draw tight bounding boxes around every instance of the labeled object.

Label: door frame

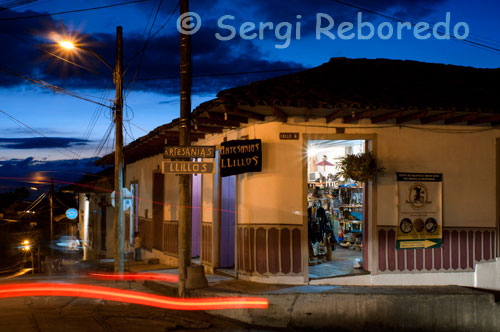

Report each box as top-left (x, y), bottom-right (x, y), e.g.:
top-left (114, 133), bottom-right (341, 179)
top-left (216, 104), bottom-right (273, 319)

top-left (302, 133), bottom-right (378, 282)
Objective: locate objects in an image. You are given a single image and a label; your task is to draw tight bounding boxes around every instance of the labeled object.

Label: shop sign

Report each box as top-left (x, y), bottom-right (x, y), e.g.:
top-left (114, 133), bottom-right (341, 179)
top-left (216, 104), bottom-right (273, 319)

top-left (220, 139), bottom-right (262, 177)
top-left (162, 161), bottom-right (215, 174)
top-left (164, 146), bottom-right (215, 159)
top-left (396, 172), bottom-right (442, 250)
top-left (279, 132), bottom-right (299, 140)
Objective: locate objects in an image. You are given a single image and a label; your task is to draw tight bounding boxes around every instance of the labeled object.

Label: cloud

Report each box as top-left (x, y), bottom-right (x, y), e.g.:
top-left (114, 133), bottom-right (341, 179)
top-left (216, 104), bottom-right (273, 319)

top-left (0, 156), bottom-right (104, 192)
top-left (0, 7), bottom-right (303, 95)
top-left (0, 137), bottom-right (90, 149)
top-left (0, 0), bottom-right (446, 95)
top-left (2, 126), bottom-right (67, 136)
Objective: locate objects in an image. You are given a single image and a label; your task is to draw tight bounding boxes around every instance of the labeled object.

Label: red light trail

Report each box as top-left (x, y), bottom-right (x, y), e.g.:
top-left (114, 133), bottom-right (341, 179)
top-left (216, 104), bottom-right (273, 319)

top-left (88, 272), bottom-right (178, 283)
top-left (0, 283), bottom-right (269, 310)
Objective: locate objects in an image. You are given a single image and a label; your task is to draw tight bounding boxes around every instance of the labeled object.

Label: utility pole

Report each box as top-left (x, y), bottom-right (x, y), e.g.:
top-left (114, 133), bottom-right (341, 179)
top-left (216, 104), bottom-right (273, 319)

top-left (178, 0), bottom-right (192, 297)
top-left (113, 26), bottom-right (124, 273)
top-left (50, 178), bottom-right (54, 258)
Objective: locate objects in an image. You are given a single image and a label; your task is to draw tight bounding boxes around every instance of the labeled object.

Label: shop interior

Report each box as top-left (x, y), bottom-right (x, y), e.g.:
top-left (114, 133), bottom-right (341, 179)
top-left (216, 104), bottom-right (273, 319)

top-left (307, 140), bottom-right (368, 279)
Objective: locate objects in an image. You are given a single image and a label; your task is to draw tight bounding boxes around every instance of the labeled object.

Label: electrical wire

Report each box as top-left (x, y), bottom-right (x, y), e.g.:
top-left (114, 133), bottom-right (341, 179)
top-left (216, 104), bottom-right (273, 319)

top-left (137, 67), bottom-right (306, 81)
top-left (123, 0), bottom-right (168, 100)
top-left (0, 0), bottom-right (150, 21)
top-left (123, 0), bottom-right (179, 78)
top-left (0, 65), bottom-right (112, 108)
top-left (0, 109), bottom-right (79, 158)
top-left (331, 0), bottom-right (500, 55)
top-left (0, 0), bottom-right (38, 11)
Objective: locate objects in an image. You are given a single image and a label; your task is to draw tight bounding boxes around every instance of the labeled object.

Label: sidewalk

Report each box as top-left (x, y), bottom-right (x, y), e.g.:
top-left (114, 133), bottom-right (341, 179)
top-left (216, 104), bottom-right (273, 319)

top-left (142, 268), bottom-right (500, 332)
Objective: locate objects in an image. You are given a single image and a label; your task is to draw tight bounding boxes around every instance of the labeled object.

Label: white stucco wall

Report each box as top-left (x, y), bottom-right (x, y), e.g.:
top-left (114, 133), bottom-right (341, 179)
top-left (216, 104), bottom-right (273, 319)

top-left (125, 154), bottom-right (163, 219)
top-left (195, 119), bottom-right (499, 228)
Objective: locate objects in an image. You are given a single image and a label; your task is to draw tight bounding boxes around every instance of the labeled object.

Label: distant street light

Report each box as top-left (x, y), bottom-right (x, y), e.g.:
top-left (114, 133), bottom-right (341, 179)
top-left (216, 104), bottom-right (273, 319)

top-left (21, 240), bottom-right (34, 275)
top-left (56, 29), bottom-right (125, 273)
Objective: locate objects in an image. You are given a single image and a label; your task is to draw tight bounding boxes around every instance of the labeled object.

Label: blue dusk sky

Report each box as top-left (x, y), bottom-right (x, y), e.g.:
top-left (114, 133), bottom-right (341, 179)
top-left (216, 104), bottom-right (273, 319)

top-left (0, 0), bottom-right (499, 190)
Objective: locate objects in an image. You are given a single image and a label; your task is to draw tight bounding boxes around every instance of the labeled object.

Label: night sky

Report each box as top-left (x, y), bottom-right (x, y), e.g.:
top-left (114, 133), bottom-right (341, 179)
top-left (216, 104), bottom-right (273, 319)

top-left (0, 0), bottom-right (499, 191)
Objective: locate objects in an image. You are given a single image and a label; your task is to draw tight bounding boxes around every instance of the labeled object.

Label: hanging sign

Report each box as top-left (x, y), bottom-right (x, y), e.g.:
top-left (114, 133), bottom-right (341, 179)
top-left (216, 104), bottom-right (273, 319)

top-left (164, 146), bottom-right (215, 159)
top-left (162, 161), bottom-right (215, 174)
top-left (220, 139), bottom-right (262, 177)
top-left (396, 172), bottom-right (442, 249)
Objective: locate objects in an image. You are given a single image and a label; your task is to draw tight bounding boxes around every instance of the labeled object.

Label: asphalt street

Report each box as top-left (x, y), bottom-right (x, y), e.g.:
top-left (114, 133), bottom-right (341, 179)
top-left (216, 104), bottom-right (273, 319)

top-left (0, 278), bottom-right (288, 332)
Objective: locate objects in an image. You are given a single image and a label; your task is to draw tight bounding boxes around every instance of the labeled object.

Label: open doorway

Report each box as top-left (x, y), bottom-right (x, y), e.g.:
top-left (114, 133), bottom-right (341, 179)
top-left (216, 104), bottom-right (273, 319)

top-left (307, 140), bottom-right (369, 279)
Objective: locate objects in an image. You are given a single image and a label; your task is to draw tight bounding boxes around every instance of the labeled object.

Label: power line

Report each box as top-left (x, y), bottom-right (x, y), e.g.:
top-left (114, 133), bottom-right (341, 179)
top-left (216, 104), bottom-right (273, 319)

top-left (0, 0), bottom-right (149, 21)
top-left (123, 0), bottom-right (165, 100)
top-left (0, 109), bottom-right (79, 158)
top-left (0, 0), bottom-right (38, 11)
top-left (124, 1), bottom-right (179, 69)
top-left (331, 0), bottom-right (500, 54)
top-left (124, 0), bottom-right (179, 100)
top-left (0, 65), bottom-right (112, 108)
top-left (137, 67), bottom-right (306, 81)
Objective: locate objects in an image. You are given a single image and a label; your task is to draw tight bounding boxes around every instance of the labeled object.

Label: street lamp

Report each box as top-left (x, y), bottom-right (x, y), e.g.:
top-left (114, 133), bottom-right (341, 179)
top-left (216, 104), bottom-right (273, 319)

top-left (21, 240), bottom-right (34, 275)
top-left (57, 27), bottom-right (125, 273)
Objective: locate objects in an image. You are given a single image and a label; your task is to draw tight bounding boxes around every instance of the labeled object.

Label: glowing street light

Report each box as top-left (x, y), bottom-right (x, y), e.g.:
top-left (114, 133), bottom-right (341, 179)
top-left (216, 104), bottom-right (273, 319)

top-left (21, 240), bottom-right (34, 275)
top-left (59, 41), bottom-right (75, 50)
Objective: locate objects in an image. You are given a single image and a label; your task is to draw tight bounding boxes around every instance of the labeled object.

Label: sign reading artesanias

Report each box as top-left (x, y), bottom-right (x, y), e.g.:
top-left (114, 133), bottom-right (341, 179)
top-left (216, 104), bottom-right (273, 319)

top-left (396, 172), bottom-right (442, 250)
top-left (220, 139), bottom-right (262, 177)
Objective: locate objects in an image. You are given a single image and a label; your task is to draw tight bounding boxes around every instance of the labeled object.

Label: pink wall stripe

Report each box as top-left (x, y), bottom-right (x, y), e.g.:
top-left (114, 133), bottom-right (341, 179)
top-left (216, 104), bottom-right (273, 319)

top-left (425, 248), bottom-right (433, 270)
top-left (433, 247), bottom-right (442, 270)
top-left (492, 231), bottom-right (496, 259)
top-left (388, 230), bottom-right (396, 271)
top-left (397, 248), bottom-right (405, 271)
top-left (406, 249), bottom-right (414, 271)
top-left (443, 231), bottom-right (450, 270)
top-left (475, 231), bottom-right (482, 262)
top-left (416, 249), bottom-right (423, 271)
top-left (483, 231), bottom-right (491, 261)
top-left (459, 231), bottom-right (467, 270)
top-left (468, 231), bottom-right (474, 269)
top-left (378, 230), bottom-right (387, 272)
top-left (451, 231), bottom-right (459, 270)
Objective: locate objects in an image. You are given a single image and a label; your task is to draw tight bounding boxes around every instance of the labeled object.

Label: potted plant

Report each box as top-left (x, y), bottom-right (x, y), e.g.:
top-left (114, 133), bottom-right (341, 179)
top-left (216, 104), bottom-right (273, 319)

top-left (337, 151), bottom-right (384, 183)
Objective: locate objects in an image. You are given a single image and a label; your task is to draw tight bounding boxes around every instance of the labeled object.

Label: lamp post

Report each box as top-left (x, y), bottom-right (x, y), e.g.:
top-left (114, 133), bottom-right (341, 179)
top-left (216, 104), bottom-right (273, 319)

top-left (21, 240), bottom-right (34, 275)
top-left (59, 27), bottom-right (125, 273)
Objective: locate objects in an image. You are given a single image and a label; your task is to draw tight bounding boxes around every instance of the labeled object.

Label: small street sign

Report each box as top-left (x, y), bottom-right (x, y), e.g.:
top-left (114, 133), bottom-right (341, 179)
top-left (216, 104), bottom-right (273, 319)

top-left (164, 146), bottom-right (215, 159)
top-left (111, 187), bottom-right (133, 210)
top-left (162, 161), bottom-right (215, 174)
top-left (65, 208), bottom-right (78, 220)
top-left (279, 132), bottom-right (299, 140)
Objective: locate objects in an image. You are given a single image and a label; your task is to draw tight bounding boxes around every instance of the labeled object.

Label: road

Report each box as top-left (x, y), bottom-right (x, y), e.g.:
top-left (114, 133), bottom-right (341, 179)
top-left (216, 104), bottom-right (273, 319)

top-left (0, 278), bottom-right (286, 332)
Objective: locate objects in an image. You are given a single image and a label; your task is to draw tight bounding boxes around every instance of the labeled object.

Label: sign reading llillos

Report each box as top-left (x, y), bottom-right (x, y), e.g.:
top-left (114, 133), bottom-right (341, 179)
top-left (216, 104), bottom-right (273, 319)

top-left (162, 161), bottom-right (215, 174)
top-left (220, 139), bottom-right (262, 177)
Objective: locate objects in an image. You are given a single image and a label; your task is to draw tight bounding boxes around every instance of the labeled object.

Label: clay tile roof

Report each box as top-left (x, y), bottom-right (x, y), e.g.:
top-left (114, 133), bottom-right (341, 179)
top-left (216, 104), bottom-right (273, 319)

top-left (194, 57), bottom-right (500, 114)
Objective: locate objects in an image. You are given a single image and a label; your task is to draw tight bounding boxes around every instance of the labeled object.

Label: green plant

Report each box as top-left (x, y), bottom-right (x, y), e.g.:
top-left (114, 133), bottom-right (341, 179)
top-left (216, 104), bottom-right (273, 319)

top-left (337, 151), bottom-right (384, 183)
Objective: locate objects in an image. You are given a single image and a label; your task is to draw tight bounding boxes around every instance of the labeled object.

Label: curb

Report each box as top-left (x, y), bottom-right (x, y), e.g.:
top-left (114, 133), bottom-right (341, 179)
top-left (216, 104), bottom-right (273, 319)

top-left (143, 280), bottom-right (500, 331)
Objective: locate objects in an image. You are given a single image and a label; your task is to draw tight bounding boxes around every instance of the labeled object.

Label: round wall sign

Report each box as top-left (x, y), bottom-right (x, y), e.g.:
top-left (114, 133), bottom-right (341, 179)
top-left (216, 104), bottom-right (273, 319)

top-left (66, 208), bottom-right (78, 220)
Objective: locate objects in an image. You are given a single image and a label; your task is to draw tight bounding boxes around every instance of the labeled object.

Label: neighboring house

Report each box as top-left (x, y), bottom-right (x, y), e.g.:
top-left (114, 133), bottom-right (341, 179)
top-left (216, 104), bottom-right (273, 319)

top-left (97, 58), bottom-right (500, 289)
top-left (68, 168), bottom-right (115, 260)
